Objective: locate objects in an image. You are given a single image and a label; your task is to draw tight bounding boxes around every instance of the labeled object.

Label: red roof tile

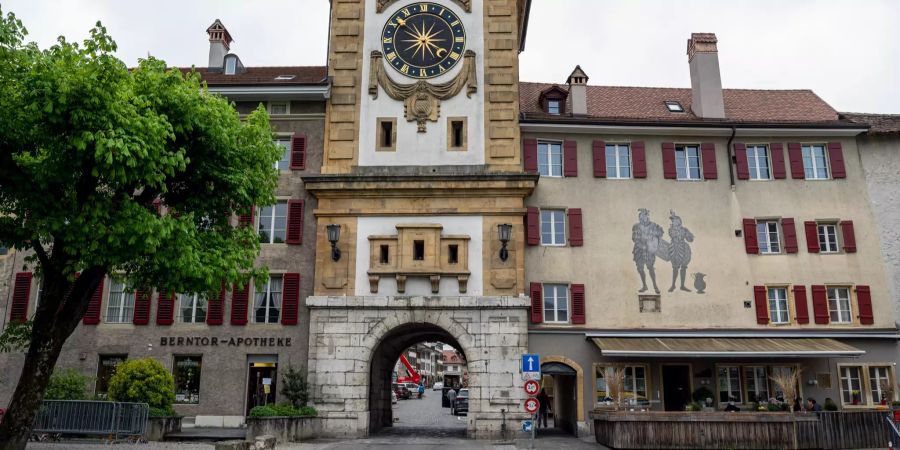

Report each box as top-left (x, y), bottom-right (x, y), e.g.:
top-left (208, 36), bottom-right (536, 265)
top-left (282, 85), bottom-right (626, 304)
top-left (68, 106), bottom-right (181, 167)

top-left (520, 82), bottom-right (844, 125)
top-left (179, 66), bottom-right (327, 86)
top-left (840, 113), bottom-right (900, 134)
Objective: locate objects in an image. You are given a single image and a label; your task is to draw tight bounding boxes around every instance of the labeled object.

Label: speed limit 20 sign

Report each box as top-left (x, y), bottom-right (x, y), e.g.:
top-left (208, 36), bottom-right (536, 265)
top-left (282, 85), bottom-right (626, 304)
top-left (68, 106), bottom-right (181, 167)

top-left (524, 397), bottom-right (540, 414)
top-left (523, 380), bottom-right (540, 397)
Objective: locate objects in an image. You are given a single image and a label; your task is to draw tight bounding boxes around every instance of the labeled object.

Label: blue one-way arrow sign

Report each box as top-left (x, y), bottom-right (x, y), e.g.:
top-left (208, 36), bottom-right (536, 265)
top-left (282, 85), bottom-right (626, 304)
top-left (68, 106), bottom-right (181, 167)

top-left (522, 354), bottom-right (540, 373)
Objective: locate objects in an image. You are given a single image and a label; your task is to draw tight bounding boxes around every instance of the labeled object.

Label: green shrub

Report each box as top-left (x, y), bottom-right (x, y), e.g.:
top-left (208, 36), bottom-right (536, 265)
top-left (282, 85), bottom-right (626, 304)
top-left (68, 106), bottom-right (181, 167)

top-left (685, 401), bottom-right (702, 412)
top-left (107, 358), bottom-right (175, 415)
top-left (691, 386), bottom-right (714, 405)
top-left (249, 403), bottom-right (317, 418)
top-left (44, 368), bottom-right (91, 400)
top-left (280, 365), bottom-right (309, 408)
top-left (824, 398), bottom-right (839, 411)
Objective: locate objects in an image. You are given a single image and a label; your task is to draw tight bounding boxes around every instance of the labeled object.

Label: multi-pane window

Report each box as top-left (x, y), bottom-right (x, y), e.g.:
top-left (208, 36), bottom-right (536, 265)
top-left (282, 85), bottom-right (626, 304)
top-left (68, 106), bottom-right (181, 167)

top-left (717, 366), bottom-right (742, 403)
top-left (173, 356), bottom-right (202, 404)
top-left (179, 293), bottom-right (207, 324)
top-left (802, 144), bottom-right (829, 179)
top-left (675, 145), bottom-right (702, 180)
top-left (106, 280), bottom-right (134, 324)
top-left (869, 366), bottom-right (892, 404)
top-left (547, 100), bottom-right (561, 115)
top-left (768, 287), bottom-right (789, 324)
top-left (274, 138), bottom-right (291, 170)
top-left (840, 366), bottom-right (864, 405)
top-left (828, 287), bottom-right (852, 323)
top-left (538, 141), bottom-right (563, 177)
top-left (254, 275), bottom-right (282, 324)
top-left (540, 210), bottom-right (566, 246)
top-left (818, 224), bottom-right (839, 253)
top-left (543, 284), bottom-right (569, 323)
top-left (756, 221), bottom-right (781, 254)
top-left (258, 201), bottom-right (288, 244)
top-left (747, 145), bottom-right (771, 180)
top-left (595, 365), bottom-right (648, 405)
top-left (605, 144), bottom-right (631, 179)
top-left (269, 102), bottom-right (289, 115)
top-left (744, 366), bottom-right (770, 403)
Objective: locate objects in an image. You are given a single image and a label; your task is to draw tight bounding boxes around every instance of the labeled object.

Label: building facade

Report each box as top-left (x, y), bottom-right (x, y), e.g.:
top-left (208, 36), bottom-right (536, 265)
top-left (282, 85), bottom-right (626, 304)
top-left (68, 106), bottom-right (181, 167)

top-left (0, 22), bottom-right (328, 427)
top-left (522, 34), bottom-right (900, 436)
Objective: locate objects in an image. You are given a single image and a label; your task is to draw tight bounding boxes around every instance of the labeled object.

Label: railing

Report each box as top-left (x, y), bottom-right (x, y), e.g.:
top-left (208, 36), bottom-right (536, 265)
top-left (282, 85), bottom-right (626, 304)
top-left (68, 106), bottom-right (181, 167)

top-left (888, 415), bottom-right (900, 448)
top-left (32, 400), bottom-right (148, 439)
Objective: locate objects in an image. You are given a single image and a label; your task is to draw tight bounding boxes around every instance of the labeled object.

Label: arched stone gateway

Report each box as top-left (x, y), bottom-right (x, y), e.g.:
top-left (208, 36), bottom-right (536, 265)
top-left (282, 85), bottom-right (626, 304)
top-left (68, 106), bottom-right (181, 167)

top-left (305, 295), bottom-right (530, 439)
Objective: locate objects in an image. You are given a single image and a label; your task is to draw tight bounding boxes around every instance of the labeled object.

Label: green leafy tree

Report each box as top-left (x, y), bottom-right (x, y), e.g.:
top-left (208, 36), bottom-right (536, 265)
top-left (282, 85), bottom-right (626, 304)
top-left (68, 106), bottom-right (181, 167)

top-left (107, 358), bottom-right (176, 415)
top-left (43, 368), bottom-right (91, 400)
top-left (0, 9), bottom-right (279, 448)
top-left (280, 365), bottom-right (310, 408)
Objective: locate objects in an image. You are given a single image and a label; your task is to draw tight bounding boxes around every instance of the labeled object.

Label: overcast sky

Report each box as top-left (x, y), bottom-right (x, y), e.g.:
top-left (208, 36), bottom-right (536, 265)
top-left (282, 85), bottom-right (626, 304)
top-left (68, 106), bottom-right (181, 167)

top-left (5, 0), bottom-right (899, 113)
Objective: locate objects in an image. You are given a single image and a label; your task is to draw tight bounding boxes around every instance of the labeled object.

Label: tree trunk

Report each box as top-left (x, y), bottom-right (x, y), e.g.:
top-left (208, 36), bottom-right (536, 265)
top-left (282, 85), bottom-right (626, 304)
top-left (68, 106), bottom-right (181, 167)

top-left (0, 268), bottom-right (105, 450)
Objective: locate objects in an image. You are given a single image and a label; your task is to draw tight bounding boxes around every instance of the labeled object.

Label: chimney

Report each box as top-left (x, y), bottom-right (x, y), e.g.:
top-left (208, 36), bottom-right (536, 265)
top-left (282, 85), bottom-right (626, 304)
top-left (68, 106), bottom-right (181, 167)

top-left (206, 19), bottom-right (233, 69)
top-left (687, 33), bottom-right (725, 119)
top-left (566, 65), bottom-right (589, 116)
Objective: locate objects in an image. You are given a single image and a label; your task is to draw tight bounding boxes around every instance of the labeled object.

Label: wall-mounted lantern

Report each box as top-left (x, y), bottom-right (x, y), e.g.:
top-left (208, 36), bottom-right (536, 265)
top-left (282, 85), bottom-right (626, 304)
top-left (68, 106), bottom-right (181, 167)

top-left (498, 223), bottom-right (512, 262)
top-left (327, 224), bottom-right (342, 262)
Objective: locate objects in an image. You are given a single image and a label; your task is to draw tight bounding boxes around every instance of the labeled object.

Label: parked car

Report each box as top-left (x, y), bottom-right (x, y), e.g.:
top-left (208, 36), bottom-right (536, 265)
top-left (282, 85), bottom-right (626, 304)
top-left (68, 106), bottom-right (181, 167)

top-left (450, 388), bottom-right (469, 416)
top-left (432, 381), bottom-right (444, 391)
top-left (393, 383), bottom-right (411, 400)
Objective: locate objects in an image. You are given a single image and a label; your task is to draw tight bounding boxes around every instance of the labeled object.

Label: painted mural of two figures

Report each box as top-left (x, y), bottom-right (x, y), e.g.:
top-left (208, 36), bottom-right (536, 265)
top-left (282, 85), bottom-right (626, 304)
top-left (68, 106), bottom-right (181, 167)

top-left (632, 209), bottom-right (706, 294)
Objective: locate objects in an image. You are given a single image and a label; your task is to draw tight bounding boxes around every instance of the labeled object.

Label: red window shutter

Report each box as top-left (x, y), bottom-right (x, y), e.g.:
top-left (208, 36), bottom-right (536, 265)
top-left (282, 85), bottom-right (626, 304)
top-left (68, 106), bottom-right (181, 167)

top-left (290, 134), bottom-right (307, 170)
top-left (286, 199), bottom-right (305, 245)
top-left (592, 140), bottom-right (606, 178)
top-left (567, 208), bottom-right (583, 247)
top-left (156, 291), bottom-right (175, 326)
top-left (788, 143), bottom-right (805, 179)
top-left (734, 143), bottom-right (749, 180)
top-left (701, 142), bottom-right (717, 180)
top-left (238, 206), bottom-right (255, 228)
top-left (840, 220), bottom-right (856, 253)
top-left (563, 140), bottom-right (578, 177)
top-left (782, 218), bottom-right (798, 254)
top-left (811, 285), bottom-right (829, 324)
top-left (231, 282), bottom-right (249, 325)
top-left (132, 289), bottom-right (151, 325)
top-left (570, 284), bottom-right (586, 325)
top-left (856, 285), bottom-right (873, 325)
top-left (770, 143), bottom-right (786, 179)
top-left (529, 282), bottom-right (543, 324)
top-left (526, 207), bottom-right (540, 246)
top-left (827, 142), bottom-right (846, 179)
top-left (82, 277), bottom-right (105, 325)
top-left (281, 273), bottom-right (301, 325)
top-left (804, 221), bottom-right (820, 253)
top-left (523, 139), bottom-right (538, 174)
top-left (742, 219), bottom-right (759, 254)
top-left (793, 285), bottom-right (809, 324)
top-left (206, 284), bottom-right (225, 325)
top-left (754, 286), bottom-right (769, 325)
top-left (9, 272), bottom-right (33, 324)
top-left (632, 141), bottom-right (647, 179)
top-left (662, 142), bottom-right (676, 179)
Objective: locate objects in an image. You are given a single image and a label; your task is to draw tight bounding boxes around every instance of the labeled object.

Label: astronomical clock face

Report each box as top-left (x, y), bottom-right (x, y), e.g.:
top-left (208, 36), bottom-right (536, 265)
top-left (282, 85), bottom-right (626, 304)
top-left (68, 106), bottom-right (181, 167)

top-left (381, 2), bottom-right (466, 79)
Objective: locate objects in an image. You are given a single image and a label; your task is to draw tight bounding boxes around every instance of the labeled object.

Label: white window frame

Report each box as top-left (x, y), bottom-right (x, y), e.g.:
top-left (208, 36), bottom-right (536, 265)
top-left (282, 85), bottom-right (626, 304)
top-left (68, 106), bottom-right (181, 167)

top-left (756, 221), bottom-right (781, 254)
top-left (675, 144), bottom-right (702, 181)
top-left (540, 210), bottom-right (567, 246)
top-left (818, 223), bottom-right (839, 253)
top-left (224, 56), bottom-right (237, 75)
top-left (269, 101), bottom-right (290, 115)
top-left (744, 366), bottom-right (770, 403)
top-left (537, 141), bottom-right (563, 177)
top-left (747, 145), bottom-right (771, 180)
top-left (542, 283), bottom-right (569, 324)
top-left (827, 287), bottom-right (852, 324)
top-left (105, 279), bottom-right (134, 324)
top-left (547, 100), bottom-right (561, 115)
top-left (253, 275), bottom-right (283, 324)
top-left (869, 366), bottom-right (892, 405)
top-left (767, 287), bottom-right (789, 324)
top-left (717, 366), bottom-right (743, 404)
top-left (839, 365), bottom-right (865, 405)
top-left (274, 137), bottom-right (291, 171)
top-left (179, 293), bottom-right (207, 324)
top-left (802, 144), bottom-right (830, 180)
top-left (257, 201), bottom-right (288, 244)
top-left (605, 143), bottom-right (632, 179)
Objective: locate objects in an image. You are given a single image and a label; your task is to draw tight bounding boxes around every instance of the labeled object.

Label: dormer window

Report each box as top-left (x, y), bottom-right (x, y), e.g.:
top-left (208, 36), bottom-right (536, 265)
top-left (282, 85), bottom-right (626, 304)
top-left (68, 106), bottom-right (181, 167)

top-left (665, 101), bottom-right (685, 113)
top-left (547, 100), bottom-right (561, 115)
top-left (224, 55), bottom-right (237, 75)
top-left (539, 85), bottom-right (569, 116)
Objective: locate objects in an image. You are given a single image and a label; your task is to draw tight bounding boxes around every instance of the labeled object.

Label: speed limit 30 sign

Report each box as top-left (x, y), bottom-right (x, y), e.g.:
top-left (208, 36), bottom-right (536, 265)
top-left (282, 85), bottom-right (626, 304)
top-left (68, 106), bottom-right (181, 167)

top-left (524, 397), bottom-right (540, 414)
top-left (524, 380), bottom-right (540, 397)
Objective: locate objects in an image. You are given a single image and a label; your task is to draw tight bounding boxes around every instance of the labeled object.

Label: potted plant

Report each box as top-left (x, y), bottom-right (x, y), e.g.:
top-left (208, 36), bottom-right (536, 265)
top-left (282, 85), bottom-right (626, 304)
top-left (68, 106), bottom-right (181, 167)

top-left (851, 390), bottom-right (861, 405)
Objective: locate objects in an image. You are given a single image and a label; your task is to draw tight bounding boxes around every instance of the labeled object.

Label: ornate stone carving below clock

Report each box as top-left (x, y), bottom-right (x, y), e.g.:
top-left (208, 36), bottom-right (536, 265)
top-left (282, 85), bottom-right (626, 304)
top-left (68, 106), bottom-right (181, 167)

top-left (377, 0), bottom-right (470, 13)
top-left (369, 50), bottom-right (477, 132)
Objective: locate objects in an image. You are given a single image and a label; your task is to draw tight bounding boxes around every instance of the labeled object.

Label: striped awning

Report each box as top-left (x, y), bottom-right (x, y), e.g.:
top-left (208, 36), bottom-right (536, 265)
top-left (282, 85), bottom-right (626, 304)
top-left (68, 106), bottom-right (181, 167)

top-left (591, 337), bottom-right (865, 358)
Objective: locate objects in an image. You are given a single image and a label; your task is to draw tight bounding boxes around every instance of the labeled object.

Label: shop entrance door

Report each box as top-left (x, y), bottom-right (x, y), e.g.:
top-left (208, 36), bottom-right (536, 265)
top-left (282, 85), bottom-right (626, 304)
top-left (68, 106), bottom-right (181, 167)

top-left (246, 361), bottom-right (278, 415)
top-left (662, 365), bottom-right (691, 411)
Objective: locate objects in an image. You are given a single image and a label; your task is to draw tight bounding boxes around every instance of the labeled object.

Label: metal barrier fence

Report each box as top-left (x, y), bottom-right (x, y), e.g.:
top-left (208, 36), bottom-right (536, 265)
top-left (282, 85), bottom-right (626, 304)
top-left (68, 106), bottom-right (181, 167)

top-left (32, 400), bottom-right (149, 439)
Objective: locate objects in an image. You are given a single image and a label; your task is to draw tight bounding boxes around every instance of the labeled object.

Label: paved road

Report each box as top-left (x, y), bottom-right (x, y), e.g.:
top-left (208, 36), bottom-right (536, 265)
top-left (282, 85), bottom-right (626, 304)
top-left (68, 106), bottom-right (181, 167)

top-left (390, 387), bottom-right (466, 436)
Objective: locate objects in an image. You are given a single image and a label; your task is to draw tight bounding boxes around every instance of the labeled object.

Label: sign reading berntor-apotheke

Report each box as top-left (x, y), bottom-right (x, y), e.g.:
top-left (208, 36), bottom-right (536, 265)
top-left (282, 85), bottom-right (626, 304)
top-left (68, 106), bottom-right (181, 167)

top-left (159, 336), bottom-right (292, 347)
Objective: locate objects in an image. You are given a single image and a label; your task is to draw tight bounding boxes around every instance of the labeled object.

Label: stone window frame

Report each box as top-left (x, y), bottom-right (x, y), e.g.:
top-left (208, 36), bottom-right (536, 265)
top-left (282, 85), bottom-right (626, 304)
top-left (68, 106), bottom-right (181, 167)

top-left (376, 117), bottom-right (397, 152)
top-left (446, 117), bottom-right (468, 152)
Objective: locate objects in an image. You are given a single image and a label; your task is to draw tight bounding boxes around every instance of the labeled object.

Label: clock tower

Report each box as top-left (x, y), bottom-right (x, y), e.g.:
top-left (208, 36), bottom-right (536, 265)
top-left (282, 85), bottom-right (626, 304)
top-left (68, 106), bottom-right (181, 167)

top-left (304, 0), bottom-right (534, 439)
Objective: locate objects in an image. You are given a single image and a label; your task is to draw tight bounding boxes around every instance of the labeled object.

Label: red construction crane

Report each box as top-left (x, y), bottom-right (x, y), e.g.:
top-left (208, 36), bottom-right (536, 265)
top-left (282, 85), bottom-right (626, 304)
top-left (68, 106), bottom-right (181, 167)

top-left (396, 355), bottom-right (421, 384)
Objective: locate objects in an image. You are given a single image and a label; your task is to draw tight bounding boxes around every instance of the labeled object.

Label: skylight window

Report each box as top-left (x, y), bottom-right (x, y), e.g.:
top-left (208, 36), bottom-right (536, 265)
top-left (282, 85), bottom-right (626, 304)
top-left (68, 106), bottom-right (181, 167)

top-left (274, 75), bottom-right (296, 81)
top-left (665, 101), bottom-right (685, 113)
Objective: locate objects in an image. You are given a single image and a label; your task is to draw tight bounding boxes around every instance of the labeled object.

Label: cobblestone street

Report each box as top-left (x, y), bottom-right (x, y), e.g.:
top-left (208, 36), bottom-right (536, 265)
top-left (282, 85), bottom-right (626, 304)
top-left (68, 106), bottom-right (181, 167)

top-left (389, 388), bottom-right (467, 437)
